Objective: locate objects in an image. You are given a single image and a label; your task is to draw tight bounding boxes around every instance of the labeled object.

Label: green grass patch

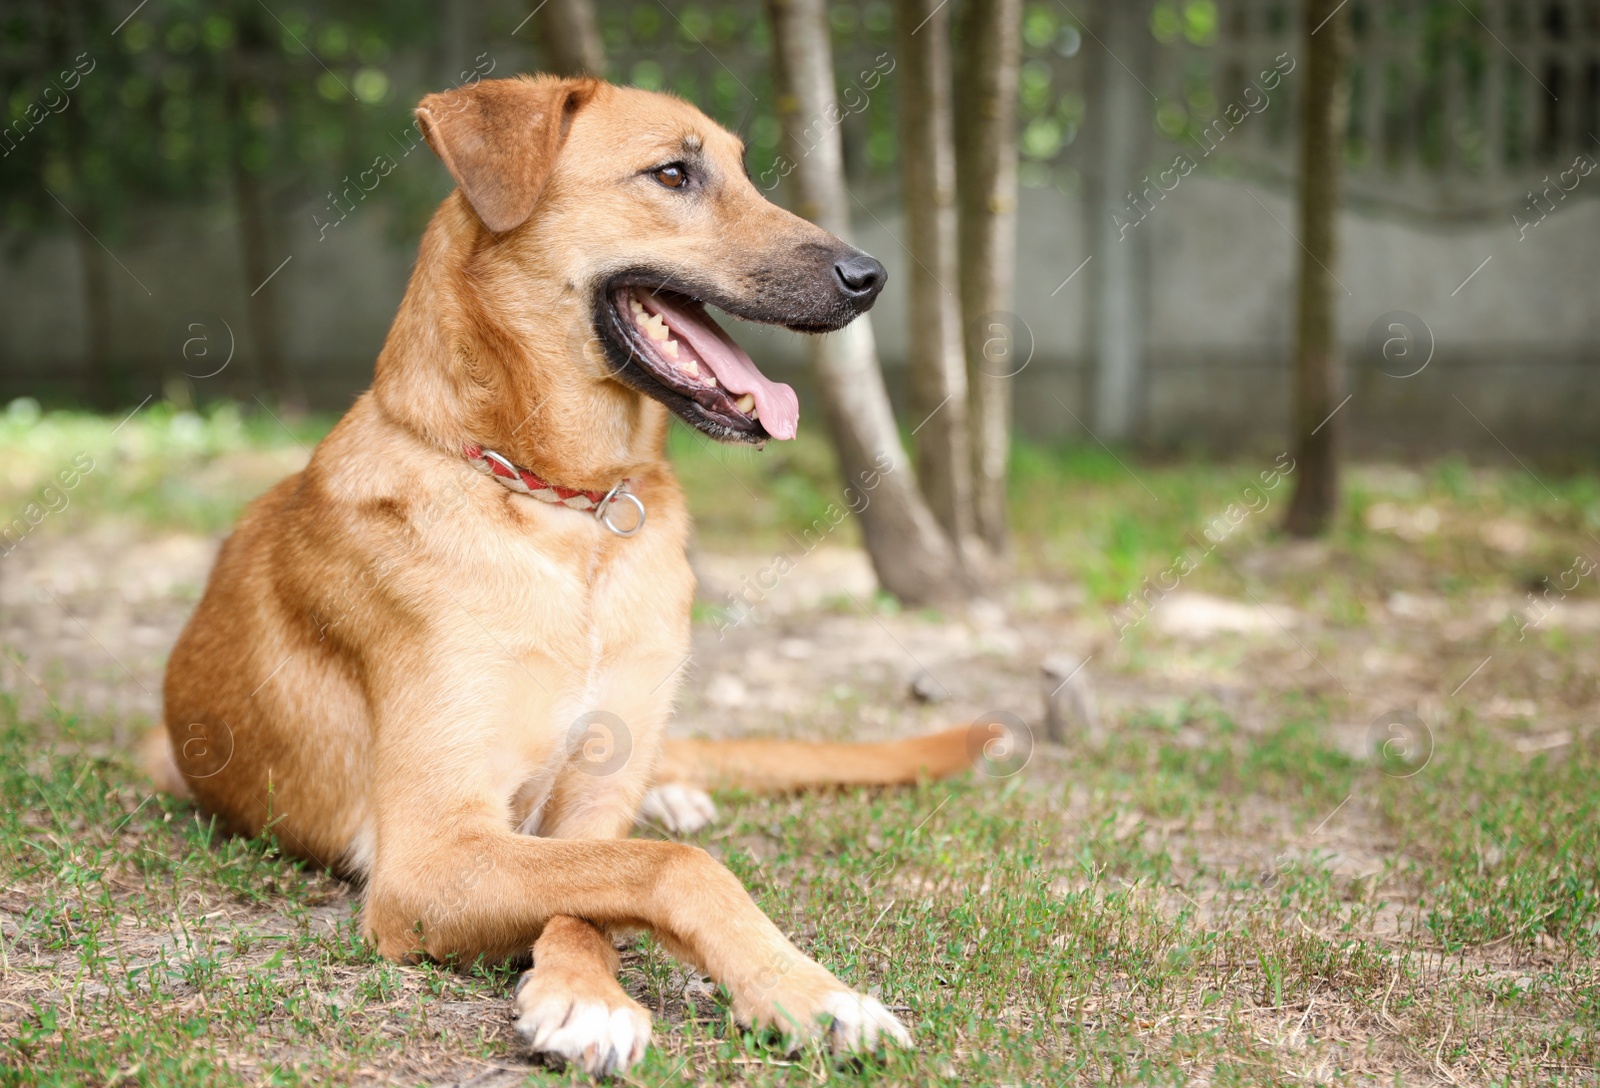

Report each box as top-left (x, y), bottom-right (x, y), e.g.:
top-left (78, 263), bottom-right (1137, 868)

top-left (3, 692), bottom-right (1596, 1084)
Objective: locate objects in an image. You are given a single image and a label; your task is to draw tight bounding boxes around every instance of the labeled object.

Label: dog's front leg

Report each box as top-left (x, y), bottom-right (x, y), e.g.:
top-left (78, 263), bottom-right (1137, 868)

top-left (364, 654), bottom-right (909, 1071)
top-left (366, 820), bottom-right (912, 1066)
top-left (512, 914), bottom-right (650, 1076)
top-left (512, 728), bottom-right (663, 1075)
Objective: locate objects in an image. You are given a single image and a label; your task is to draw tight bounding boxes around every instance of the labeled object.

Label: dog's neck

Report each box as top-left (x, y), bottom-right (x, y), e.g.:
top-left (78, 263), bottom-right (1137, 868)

top-left (372, 196), bottom-right (668, 493)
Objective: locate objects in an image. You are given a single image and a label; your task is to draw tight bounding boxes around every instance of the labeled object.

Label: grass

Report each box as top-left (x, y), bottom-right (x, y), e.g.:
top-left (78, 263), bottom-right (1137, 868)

top-left (5, 399), bottom-right (1597, 593)
top-left (0, 398), bottom-right (327, 540)
top-left (1007, 442), bottom-right (1600, 606)
top-left (1, 399), bottom-right (1597, 1085)
top-left (0, 399), bottom-right (846, 551)
top-left (4, 698), bottom-right (1595, 1085)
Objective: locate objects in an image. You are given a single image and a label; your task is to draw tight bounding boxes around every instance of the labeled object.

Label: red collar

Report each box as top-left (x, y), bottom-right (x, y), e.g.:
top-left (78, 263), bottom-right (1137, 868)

top-left (461, 443), bottom-right (645, 536)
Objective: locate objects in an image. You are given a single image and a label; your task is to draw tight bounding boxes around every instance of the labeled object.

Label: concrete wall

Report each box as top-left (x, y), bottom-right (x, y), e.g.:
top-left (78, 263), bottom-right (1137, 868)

top-left (2, 170), bottom-right (1595, 455)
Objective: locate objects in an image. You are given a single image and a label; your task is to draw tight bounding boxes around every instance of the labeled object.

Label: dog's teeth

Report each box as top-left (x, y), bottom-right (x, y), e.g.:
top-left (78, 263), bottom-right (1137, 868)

top-left (681, 357), bottom-right (698, 375)
top-left (663, 340), bottom-right (679, 359)
top-left (644, 314), bottom-right (670, 341)
top-left (629, 299), bottom-right (643, 314)
top-left (705, 375), bottom-right (717, 389)
top-left (735, 393), bottom-right (755, 414)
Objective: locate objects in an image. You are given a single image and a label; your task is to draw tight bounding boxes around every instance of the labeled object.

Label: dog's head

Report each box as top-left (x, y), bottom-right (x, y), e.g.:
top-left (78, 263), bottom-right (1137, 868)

top-left (415, 75), bottom-right (886, 445)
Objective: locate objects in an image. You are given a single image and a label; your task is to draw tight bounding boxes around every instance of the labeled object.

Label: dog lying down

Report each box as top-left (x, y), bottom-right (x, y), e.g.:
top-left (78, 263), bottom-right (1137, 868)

top-left (148, 75), bottom-right (987, 1077)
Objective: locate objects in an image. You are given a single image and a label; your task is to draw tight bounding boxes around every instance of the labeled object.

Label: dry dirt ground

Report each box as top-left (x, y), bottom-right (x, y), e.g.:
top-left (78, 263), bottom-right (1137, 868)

top-left (4, 510), bottom-right (1594, 769)
top-left (1, 438), bottom-right (1596, 1085)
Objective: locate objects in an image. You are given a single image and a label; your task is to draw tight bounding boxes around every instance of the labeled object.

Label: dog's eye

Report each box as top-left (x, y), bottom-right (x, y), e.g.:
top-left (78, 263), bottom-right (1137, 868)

top-left (652, 164), bottom-right (687, 189)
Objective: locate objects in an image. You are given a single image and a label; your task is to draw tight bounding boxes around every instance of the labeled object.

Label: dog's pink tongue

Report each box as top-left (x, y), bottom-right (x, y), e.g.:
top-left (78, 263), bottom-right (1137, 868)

top-left (643, 293), bottom-right (800, 440)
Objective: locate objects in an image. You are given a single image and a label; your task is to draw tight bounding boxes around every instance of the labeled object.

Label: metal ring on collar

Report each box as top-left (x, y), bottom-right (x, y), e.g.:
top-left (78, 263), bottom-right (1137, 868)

top-left (480, 448), bottom-right (520, 478)
top-left (596, 483), bottom-right (646, 537)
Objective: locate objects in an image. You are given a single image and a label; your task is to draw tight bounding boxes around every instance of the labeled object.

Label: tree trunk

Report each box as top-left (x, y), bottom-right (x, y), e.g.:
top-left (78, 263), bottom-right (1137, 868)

top-left (767, 0), bottom-right (970, 606)
top-left (228, 77), bottom-right (296, 411)
top-left (894, 0), bottom-right (979, 559)
top-left (1284, 0), bottom-right (1352, 537)
top-left (955, 0), bottom-right (1022, 555)
top-left (437, 0), bottom-right (484, 86)
top-left (60, 113), bottom-right (114, 406)
top-left (1083, 0), bottom-right (1152, 442)
top-left (49, 4), bottom-right (115, 406)
top-left (68, 209), bottom-right (115, 407)
top-left (539, 0), bottom-right (605, 77)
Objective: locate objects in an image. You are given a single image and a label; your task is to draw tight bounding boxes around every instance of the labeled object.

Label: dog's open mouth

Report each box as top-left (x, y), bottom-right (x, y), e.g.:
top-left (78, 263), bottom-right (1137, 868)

top-left (600, 285), bottom-right (800, 443)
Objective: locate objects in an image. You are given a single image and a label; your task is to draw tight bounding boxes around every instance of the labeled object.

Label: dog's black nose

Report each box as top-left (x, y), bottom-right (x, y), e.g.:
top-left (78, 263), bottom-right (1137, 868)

top-left (833, 253), bottom-right (886, 303)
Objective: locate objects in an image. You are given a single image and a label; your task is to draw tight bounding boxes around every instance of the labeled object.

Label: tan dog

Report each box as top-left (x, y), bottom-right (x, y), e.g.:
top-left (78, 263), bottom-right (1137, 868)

top-left (153, 75), bottom-right (976, 1077)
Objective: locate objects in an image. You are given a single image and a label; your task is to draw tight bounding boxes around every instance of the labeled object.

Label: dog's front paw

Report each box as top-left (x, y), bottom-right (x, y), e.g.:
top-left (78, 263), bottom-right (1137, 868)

top-left (743, 963), bottom-right (913, 1059)
top-left (636, 783), bottom-right (717, 834)
top-left (818, 990), bottom-right (912, 1055)
top-left (513, 964), bottom-right (652, 1077)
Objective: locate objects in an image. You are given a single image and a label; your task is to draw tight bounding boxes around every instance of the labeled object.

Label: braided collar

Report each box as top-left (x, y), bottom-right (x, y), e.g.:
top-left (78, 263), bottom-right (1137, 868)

top-left (461, 443), bottom-right (645, 536)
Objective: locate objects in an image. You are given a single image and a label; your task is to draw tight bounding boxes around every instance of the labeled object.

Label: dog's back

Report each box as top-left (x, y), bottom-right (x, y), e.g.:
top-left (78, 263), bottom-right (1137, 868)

top-left (162, 429), bottom-right (376, 869)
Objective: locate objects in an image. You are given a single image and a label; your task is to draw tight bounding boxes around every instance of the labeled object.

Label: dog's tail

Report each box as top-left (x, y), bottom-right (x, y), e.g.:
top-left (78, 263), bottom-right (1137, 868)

top-left (654, 724), bottom-right (975, 794)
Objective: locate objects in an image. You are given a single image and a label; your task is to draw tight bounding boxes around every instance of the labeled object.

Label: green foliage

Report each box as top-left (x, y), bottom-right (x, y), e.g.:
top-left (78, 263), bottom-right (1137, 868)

top-left (1013, 4), bottom-right (1086, 190)
top-left (1150, 1), bottom-right (1219, 47)
top-left (1, 0), bottom-right (438, 245)
top-left (0, 0), bottom-right (1076, 256)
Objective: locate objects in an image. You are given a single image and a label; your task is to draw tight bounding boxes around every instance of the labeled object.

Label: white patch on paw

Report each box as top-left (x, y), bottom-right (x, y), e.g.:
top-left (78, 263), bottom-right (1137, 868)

top-left (820, 991), bottom-right (913, 1054)
top-left (636, 783), bottom-right (717, 834)
top-left (515, 993), bottom-right (651, 1077)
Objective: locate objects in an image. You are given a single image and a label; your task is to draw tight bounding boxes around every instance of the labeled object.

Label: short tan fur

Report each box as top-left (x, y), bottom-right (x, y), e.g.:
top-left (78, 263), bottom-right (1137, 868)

top-left (154, 75), bottom-right (975, 1077)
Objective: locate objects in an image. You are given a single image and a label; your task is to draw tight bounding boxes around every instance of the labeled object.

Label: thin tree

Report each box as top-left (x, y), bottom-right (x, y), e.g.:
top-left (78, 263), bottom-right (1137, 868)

top-left (226, 20), bottom-right (297, 411)
top-left (50, 11), bottom-right (115, 403)
top-left (894, 0), bottom-right (979, 560)
top-left (1082, 0), bottom-right (1152, 442)
top-left (1284, 0), bottom-right (1353, 537)
top-left (955, 0), bottom-right (1023, 555)
top-left (767, 0), bottom-right (971, 605)
top-left (11, 0), bottom-right (134, 405)
top-left (538, 0), bottom-right (605, 77)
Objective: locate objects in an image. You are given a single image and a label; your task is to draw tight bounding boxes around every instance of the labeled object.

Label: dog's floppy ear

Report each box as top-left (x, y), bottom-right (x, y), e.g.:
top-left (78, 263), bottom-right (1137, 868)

top-left (415, 76), bottom-right (599, 233)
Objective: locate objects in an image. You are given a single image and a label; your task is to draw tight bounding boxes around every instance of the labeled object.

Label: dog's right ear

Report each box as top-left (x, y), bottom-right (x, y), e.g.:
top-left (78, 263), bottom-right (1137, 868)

top-left (415, 76), bottom-right (599, 234)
